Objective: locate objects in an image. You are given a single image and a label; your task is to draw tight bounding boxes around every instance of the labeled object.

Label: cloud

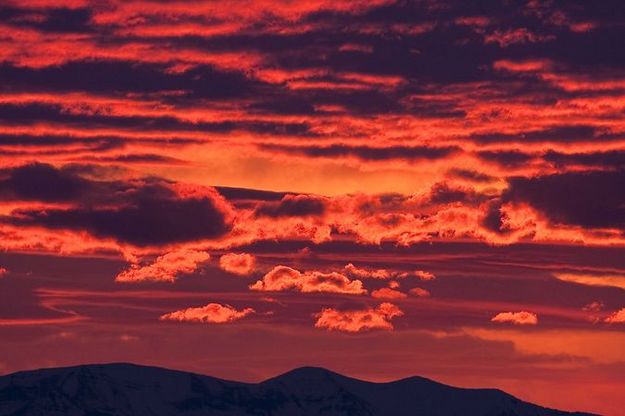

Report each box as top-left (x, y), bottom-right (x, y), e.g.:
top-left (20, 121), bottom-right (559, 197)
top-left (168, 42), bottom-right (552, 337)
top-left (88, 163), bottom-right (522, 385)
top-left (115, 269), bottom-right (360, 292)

top-left (0, 163), bottom-right (89, 202)
top-left (254, 194), bottom-right (327, 218)
top-left (371, 288), bottom-right (407, 300)
top-left (399, 270), bottom-right (436, 280)
top-left (4, 2), bottom-right (625, 255)
top-left (219, 252), bottom-right (256, 276)
top-left (503, 170), bottom-right (625, 230)
top-left (544, 150), bottom-right (625, 169)
top-left (3, 164), bottom-right (235, 246)
top-left (491, 311), bottom-right (538, 325)
top-left (250, 265), bottom-right (366, 295)
top-left (553, 273), bottom-right (625, 290)
top-left (343, 263), bottom-right (391, 279)
top-left (160, 303), bottom-right (255, 324)
top-left (477, 150), bottom-right (534, 168)
top-left (409, 287), bottom-right (431, 297)
top-left (314, 302), bottom-right (403, 332)
top-left (582, 301), bottom-right (604, 312)
top-left (0, 101), bottom-right (313, 137)
top-left (604, 308), bottom-right (625, 324)
top-left (471, 125), bottom-right (603, 144)
top-left (216, 186), bottom-right (286, 202)
top-left (484, 28), bottom-right (554, 47)
top-left (344, 263), bottom-right (436, 281)
top-left (262, 144), bottom-right (459, 162)
top-left (0, 59), bottom-right (263, 97)
top-left (11, 196), bottom-right (233, 246)
top-left (116, 249), bottom-right (211, 283)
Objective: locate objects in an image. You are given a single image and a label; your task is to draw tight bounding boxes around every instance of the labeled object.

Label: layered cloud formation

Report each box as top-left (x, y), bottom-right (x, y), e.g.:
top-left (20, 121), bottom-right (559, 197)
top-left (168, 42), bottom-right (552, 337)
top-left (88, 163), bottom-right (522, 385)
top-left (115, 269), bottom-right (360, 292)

top-left (1, 2), bottom-right (625, 415)
top-left (1, 0), bottom-right (625, 252)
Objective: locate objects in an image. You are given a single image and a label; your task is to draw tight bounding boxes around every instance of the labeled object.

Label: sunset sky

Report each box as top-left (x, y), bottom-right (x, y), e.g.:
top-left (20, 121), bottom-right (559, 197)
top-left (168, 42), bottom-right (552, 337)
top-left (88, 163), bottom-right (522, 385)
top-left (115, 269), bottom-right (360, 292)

top-left (1, 0), bottom-right (625, 414)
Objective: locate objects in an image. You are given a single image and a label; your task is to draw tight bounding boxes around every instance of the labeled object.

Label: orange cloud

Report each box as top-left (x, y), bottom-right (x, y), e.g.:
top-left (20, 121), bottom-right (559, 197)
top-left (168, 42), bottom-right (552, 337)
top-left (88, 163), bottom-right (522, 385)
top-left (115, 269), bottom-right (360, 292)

top-left (343, 263), bottom-right (436, 281)
top-left (409, 287), bottom-right (431, 297)
top-left (250, 265), bottom-right (366, 295)
top-left (388, 280), bottom-right (400, 289)
top-left (484, 28), bottom-right (553, 47)
top-left (398, 270), bottom-right (437, 280)
top-left (314, 302), bottom-right (403, 332)
top-left (116, 249), bottom-right (211, 283)
top-left (582, 301), bottom-right (604, 312)
top-left (219, 252), bottom-right (256, 276)
top-left (160, 303), bottom-right (255, 324)
top-left (343, 263), bottom-right (391, 279)
top-left (553, 273), bottom-right (625, 290)
top-left (371, 288), bottom-right (407, 300)
top-left (491, 311), bottom-right (538, 325)
top-left (604, 308), bottom-right (625, 324)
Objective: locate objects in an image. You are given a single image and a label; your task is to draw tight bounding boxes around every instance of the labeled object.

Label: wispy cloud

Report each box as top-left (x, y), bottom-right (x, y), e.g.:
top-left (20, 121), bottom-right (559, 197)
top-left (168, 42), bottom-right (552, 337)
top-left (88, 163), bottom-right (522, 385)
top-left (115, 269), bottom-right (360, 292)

top-left (553, 273), bottom-right (625, 290)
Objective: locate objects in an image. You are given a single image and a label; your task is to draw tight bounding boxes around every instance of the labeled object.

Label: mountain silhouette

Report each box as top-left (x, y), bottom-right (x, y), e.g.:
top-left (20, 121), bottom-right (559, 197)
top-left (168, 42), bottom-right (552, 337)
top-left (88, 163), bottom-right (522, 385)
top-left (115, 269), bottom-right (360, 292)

top-left (0, 363), bottom-right (596, 416)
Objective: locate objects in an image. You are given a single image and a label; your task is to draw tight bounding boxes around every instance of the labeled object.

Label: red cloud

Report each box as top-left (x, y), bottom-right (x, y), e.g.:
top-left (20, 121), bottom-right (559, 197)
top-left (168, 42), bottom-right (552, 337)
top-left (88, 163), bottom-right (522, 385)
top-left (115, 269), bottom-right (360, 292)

top-left (493, 59), bottom-right (550, 72)
top-left (344, 263), bottom-right (392, 279)
top-left (344, 263), bottom-right (435, 281)
top-left (160, 303), bottom-right (255, 324)
top-left (388, 280), bottom-right (400, 289)
top-left (491, 311), bottom-right (538, 325)
top-left (604, 308), bottom-right (625, 324)
top-left (116, 249), bottom-right (211, 283)
top-left (314, 302), bottom-right (403, 332)
top-left (219, 252), bottom-right (256, 276)
top-left (485, 28), bottom-right (553, 47)
top-left (250, 265), bottom-right (366, 295)
top-left (0, 267), bottom-right (7, 278)
top-left (582, 301), bottom-right (604, 312)
top-left (409, 287), bottom-right (431, 297)
top-left (398, 270), bottom-right (436, 280)
top-left (371, 288), bottom-right (407, 300)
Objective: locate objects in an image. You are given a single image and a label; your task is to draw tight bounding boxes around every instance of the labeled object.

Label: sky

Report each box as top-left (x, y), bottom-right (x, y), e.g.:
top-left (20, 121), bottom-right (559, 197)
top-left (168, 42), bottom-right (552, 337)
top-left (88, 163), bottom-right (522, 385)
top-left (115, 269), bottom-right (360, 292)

top-left (1, 0), bottom-right (625, 414)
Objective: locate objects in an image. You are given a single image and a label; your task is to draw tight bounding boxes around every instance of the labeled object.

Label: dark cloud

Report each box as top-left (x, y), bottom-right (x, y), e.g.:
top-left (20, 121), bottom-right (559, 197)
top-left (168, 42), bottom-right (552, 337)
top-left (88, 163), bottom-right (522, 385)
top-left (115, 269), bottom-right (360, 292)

top-left (471, 125), bottom-right (604, 144)
top-left (0, 103), bottom-right (314, 137)
top-left (428, 183), bottom-right (486, 205)
top-left (83, 154), bottom-right (188, 165)
top-left (504, 170), bottom-right (625, 230)
top-left (216, 186), bottom-right (287, 202)
top-left (0, 163), bottom-right (90, 202)
top-left (0, 133), bottom-right (124, 151)
top-left (482, 200), bottom-right (506, 234)
top-left (477, 150), bottom-right (535, 167)
top-left (0, 164), bottom-right (233, 246)
top-left (0, 6), bottom-right (94, 33)
top-left (544, 150), bottom-right (625, 169)
top-left (10, 197), bottom-right (232, 246)
top-left (0, 62), bottom-right (262, 99)
top-left (262, 144), bottom-right (459, 161)
top-left (448, 169), bottom-right (495, 183)
top-left (255, 194), bottom-right (326, 218)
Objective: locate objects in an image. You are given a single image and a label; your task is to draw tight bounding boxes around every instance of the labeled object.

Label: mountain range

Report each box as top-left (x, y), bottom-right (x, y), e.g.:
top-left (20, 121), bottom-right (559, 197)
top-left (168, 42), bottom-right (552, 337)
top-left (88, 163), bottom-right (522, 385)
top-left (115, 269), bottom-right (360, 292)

top-left (0, 363), bottom-right (596, 415)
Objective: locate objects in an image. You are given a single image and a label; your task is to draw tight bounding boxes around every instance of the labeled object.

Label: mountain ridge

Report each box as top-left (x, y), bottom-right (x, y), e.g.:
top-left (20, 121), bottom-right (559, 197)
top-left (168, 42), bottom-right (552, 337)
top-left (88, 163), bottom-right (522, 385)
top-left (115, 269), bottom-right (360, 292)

top-left (0, 363), bottom-right (598, 416)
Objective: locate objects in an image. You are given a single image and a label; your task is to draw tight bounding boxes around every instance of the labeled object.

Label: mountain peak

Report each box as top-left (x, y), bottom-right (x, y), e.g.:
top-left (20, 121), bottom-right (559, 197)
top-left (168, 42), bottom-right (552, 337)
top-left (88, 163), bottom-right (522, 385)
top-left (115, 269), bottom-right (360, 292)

top-left (266, 366), bottom-right (344, 381)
